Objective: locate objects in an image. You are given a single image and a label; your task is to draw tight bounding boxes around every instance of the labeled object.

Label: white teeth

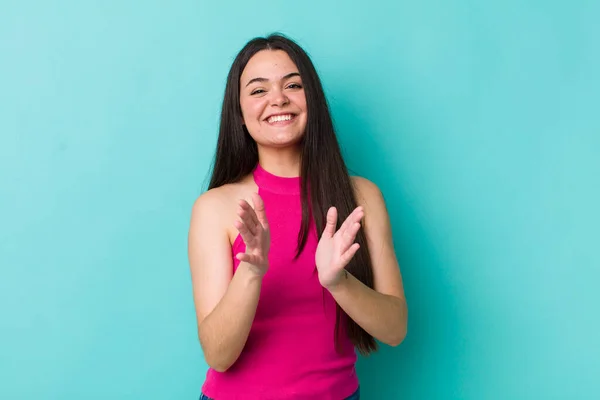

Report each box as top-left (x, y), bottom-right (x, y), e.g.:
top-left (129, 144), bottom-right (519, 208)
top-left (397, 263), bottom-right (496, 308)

top-left (268, 114), bottom-right (293, 123)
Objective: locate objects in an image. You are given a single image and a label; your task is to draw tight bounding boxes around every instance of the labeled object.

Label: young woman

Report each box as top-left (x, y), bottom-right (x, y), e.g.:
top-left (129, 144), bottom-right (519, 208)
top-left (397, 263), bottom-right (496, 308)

top-left (188, 34), bottom-right (408, 400)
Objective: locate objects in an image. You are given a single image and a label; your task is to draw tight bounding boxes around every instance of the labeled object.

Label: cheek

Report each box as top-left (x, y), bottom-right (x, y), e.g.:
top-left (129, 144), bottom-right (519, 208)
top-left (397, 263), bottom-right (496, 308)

top-left (292, 95), bottom-right (308, 118)
top-left (292, 94), bottom-right (307, 117)
top-left (240, 99), bottom-right (265, 122)
top-left (288, 91), bottom-right (304, 105)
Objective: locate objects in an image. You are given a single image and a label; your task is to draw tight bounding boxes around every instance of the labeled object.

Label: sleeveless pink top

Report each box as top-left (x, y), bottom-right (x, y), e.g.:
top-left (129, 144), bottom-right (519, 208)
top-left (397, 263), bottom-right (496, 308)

top-left (201, 163), bottom-right (358, 399)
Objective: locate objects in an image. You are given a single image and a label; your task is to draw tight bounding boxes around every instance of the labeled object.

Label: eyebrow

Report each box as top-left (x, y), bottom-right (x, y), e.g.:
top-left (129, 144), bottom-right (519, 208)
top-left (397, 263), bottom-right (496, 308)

top-left (245, 72), bottom-right (301, 87)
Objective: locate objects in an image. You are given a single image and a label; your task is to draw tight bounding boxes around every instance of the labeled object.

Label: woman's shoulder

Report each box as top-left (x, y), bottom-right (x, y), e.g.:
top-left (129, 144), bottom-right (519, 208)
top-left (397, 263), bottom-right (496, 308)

top-left (350, 175), bottom-right (383, 204)
top-left (193, 176), bottom-right (256, 210)
top-left (350, 175), bottom-right (391, 235)
top-left (190, 177), bottom-right (256, 243)
top-left (194, 183), bottom-right (238, 207)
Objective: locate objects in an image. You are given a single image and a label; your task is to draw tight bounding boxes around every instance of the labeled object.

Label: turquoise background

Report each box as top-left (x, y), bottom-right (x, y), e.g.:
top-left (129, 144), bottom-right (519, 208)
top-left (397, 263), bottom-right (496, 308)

top-left (1, 1), bottom-right (598, 399)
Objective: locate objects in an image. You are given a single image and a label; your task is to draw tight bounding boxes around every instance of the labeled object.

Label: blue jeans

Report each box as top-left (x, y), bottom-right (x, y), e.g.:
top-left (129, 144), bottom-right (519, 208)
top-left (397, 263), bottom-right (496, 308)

top-left (199, 386), bottom-right (360, 400)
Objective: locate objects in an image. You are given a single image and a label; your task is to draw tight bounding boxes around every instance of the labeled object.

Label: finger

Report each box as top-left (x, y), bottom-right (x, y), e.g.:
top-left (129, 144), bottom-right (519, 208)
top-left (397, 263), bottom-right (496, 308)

top-left (235, 252), bottom-right (251, 262)
top-left (338, 206), bottom-right (363, 236)
top-left (339, 243), bottom-right (360, 267)
top-left (238, 201), bottom-right (258, 236)
top-left (341, 222), bottom-right (361, 253)
top-left (241, 198), bottom-right (262, 233)
top-left (322, 207), bottom-right (337, 238)
top-left (234, 219), bottom-right (255, 247)
top-left (236, 252), bottom-right (263, 266)
top-left (252, 193), bottom-right (269, 230)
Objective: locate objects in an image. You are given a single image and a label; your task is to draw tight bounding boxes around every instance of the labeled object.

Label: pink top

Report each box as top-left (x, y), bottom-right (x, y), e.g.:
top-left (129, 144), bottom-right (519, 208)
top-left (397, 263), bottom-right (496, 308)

top-left (201, 163), bottom-right (358, 399)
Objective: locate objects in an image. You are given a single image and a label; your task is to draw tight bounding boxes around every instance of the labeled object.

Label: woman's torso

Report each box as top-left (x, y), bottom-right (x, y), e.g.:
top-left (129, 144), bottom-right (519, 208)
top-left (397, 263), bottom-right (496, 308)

top-left (201, 164), bottom-right (358, 400)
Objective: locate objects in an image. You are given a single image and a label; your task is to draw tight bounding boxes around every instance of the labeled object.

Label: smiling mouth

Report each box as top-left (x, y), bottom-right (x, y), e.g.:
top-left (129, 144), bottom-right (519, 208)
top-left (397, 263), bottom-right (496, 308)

top-left (266, 113), bottom-right (297, 125)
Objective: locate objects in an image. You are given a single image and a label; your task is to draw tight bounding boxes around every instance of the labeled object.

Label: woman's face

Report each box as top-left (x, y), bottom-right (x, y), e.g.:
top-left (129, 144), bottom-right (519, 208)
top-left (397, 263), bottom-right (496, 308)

top-left (239, 50), bottom-right (308, 148)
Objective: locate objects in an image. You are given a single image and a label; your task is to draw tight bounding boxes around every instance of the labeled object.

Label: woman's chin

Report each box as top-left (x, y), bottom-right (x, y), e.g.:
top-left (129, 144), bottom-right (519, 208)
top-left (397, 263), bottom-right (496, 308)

top-left (261, 133), bottom-right (304, 148)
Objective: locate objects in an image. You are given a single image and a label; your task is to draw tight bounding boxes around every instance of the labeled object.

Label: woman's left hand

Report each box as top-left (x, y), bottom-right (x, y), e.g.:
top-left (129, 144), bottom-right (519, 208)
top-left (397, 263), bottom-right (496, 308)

top-left (315, 206), bottom-right (364, 289)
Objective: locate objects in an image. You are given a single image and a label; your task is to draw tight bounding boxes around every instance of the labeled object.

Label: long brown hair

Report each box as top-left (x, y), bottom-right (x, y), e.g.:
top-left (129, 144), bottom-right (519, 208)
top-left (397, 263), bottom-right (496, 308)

top-left (208, 33), bottom-right (377, 355)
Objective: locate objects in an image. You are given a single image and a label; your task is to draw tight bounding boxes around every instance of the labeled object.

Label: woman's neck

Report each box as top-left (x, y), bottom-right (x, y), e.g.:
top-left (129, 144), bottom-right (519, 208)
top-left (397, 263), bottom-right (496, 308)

top-left (257, 146), bottom-right (302, 177)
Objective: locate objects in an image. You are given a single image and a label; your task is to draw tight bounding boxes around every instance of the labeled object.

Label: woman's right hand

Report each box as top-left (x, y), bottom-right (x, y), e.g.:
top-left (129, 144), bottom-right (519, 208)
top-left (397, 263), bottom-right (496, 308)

top-left (233, 192), bottom-right (270, 276)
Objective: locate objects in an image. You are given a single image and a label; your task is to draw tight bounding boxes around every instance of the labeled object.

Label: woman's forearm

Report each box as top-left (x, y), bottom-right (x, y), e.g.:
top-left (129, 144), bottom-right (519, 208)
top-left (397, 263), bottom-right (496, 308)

top-left (199, 262), bottom-right (262, 372)
top-left (328, 271), bottom-right (407, 346)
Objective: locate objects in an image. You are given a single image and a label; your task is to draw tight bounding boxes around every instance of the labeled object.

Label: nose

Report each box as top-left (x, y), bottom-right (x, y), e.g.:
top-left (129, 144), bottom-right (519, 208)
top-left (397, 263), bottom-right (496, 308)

top-left (270, 88), bottom-right (289, 107)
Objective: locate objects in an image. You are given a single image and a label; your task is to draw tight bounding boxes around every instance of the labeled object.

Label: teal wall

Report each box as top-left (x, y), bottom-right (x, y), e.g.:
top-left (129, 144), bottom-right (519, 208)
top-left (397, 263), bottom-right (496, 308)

top-left (1, 1), bottom-right (598, 399)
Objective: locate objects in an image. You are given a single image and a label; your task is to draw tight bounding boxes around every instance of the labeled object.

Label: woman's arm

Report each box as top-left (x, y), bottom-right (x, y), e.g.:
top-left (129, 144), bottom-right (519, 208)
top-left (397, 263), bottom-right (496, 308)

top-left (321, 177), bottom-right (408, 346)
top-left (188, 190), bottom-right (268, 372)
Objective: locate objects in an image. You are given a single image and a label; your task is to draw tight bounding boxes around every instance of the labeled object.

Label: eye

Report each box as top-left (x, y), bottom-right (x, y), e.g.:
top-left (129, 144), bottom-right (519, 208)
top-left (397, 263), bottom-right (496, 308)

top-left (250, 88), bottom-right (266, 95)
top-left (287, 83), bottom-right (303, 89)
